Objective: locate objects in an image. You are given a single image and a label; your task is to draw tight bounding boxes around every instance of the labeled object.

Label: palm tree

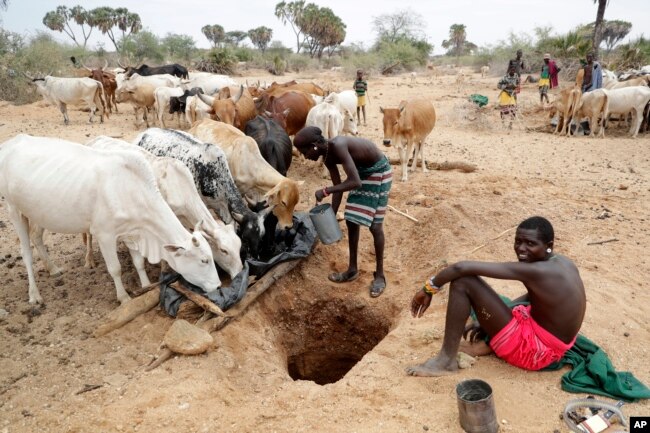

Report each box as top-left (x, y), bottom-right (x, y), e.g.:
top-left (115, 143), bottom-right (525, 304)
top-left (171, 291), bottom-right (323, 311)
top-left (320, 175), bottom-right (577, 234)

top-left (591, 0), bottom-right (608, 58)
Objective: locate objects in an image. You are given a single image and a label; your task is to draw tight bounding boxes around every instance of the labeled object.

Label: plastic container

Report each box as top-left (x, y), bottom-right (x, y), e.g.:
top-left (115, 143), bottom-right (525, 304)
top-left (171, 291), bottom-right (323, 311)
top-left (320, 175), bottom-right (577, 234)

top-left (456, 379), bottom-right (499, 433)
top-left (309, 203), bottom-right (342, 245)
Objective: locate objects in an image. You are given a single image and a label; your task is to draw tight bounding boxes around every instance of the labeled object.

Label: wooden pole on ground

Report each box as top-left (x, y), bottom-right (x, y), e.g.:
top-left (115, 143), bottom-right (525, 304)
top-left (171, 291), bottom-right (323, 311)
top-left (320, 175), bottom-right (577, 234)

top-left (199, 259), bottom-right (301, 333)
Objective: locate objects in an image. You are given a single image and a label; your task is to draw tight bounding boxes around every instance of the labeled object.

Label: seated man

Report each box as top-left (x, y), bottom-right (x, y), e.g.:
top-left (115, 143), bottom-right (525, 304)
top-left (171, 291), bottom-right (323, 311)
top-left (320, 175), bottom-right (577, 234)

top-left (407, 216), bottom-right (586, 376)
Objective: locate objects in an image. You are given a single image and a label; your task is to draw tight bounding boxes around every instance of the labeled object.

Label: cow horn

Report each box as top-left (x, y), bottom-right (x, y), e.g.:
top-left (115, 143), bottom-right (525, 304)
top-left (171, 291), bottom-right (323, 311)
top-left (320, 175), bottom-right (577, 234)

top-left (379, 106), bottom-right (384, 113)
top-left (233, 85), bottom-right (244, 103)
top-left (198, 93), bottom-right (215, 107)
top-left (102, 59), bottom-right (108, 71)
top-left (117, 59), bottom-right (126, 69)
top-left (246, 79), bottom-right (249, 87)
top-left (232, 212), bottom-right (244, 223)
top-left (80, 60), bottom-right (93, 72)
top-left (23, 71), bottom-right (35, 80)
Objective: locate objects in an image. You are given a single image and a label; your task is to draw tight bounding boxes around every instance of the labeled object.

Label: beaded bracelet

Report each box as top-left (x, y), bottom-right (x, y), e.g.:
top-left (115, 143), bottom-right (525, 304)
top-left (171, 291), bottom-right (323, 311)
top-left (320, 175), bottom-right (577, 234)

top-left (422, 276), bottom-right (441, 296)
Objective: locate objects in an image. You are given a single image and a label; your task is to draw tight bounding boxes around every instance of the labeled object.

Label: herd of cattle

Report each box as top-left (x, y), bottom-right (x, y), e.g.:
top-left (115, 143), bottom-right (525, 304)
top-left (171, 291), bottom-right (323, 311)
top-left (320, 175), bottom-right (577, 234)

top-left (5, 60), bottom-right (648, 305)
top-left (549, 66), bottom-right (650, 137)
top-left (4, 61), bottom-right (440, 305)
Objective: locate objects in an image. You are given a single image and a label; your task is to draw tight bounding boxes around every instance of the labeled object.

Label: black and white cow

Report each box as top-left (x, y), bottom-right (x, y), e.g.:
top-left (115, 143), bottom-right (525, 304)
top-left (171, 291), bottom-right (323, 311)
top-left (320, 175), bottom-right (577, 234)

top-left (134, 128), bottom-right (268, 258)
top-left (169, 87), bottom-right (204, 118)
top-left (244, 115), bottom-right (293, 177)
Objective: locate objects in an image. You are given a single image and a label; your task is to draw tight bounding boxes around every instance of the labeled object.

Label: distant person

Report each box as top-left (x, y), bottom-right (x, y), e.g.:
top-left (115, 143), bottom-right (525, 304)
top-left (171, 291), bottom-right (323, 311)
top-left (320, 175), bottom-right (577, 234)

top-left (293, 126), bottom-right (392, 298)
top-left (507, 49), bottom-right (526, 76)
top-left (497, 65), bottom-right (520, 127)
top-left (581, 52), bottom-right (603, 93)
top-left (406, 216), bottom-right (586, 377)
top-left (538, 53), bottom-right (561, 104)
top-left (353, 69), bottom-right (368, 126)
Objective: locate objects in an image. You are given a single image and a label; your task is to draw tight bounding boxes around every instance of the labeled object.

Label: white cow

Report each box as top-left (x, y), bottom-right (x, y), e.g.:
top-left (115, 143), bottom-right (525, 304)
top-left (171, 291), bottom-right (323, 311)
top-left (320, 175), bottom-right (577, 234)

top-left (0, 134), bottom-right (221, 305)
top-left (306, 97), bottom-right (357, 138)
top-left (86, 136), bottom-right (243, 278)
top-left (183, 74), bottom-right (238, 95)
top-left (27, 75), bottom-right (105, 124)
top-left (154, 86), bottom-right (184, 127)
top-left (602, 86), bottom-right (650, 137)
top-left (123, 72), bottom-right (181, 89)
top-left (185, 94), bottom-right (212, 125)
top-left (480, 65), bottom-right (490, 78)
top-left (324, 90), bottom-right (357, 119)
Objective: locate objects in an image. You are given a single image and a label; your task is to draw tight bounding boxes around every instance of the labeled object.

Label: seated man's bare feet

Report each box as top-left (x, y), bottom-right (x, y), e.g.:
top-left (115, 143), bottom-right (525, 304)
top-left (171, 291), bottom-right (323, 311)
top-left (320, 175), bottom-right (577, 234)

top-left (405, 355), bottom-right (458, 377)
top-left (459, 340), bottom-right (493, 357)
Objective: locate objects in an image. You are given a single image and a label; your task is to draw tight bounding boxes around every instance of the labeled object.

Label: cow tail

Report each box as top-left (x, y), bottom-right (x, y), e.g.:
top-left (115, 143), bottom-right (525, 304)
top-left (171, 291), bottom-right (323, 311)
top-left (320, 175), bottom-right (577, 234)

top-left (95, 81), bottom-right (108, 120)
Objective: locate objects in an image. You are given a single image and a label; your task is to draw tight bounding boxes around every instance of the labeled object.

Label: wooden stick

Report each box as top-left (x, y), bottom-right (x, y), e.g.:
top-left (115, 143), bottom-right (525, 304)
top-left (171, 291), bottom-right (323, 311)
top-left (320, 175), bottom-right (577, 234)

top-left (587, 238), bottom-right (619, 246)
top-left (75, 384), bottom-right (102, 395)
top-left (463, 226), bottom-right (517, 256)
top-left (131, 280), bottom-right (161, 297)
top-left (387, 205), bottom-right (419, 223)
top-left (200, 259), bottom-right (301, 333)
top-left (94, 288), bottom-right (160, 337)
top-left (170, 282), bottom-right (226, 317)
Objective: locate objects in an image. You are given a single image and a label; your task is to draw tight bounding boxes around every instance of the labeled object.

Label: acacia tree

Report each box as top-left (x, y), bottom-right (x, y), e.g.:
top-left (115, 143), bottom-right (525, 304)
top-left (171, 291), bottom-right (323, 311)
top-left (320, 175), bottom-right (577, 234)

top-left (225, 31), bottom-right (248, 47)
top-left (42, 5), bottom-right (98, 48)
top-left (591, 0), bottom-right (608, 58)
top-left (202, 24), bottom-right (225, 48)
top-left (299, 5), bottom-right (346, 59)
top-left (92, 6), bottom-right (142, 53)
top-left (372, 9), bottom-right (426, 44)
top-left (248, 26), bottom-right (273, 53)
top-left (162, 33), bottom-right (196, 61)
top-left (274, 0), bottom-right (306, 53)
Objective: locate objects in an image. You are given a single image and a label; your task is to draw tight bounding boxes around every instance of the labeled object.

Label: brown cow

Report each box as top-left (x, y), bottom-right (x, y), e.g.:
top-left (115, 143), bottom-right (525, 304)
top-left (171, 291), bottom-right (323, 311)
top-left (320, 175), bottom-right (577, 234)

top-left (188, 119), bottom-right (301, 230)
top-left (549, 86), bottom-right (582, 136)
top-left (380, 99), bottom-right (436, 182)
top-left (255, 90), bottom-right (316, 136)
top-left (265, 81), bottom-right (325, 97)
top-left (197, 85), bottom-right (256, 131)
top-left (83, 60), bottom-right (118, 114)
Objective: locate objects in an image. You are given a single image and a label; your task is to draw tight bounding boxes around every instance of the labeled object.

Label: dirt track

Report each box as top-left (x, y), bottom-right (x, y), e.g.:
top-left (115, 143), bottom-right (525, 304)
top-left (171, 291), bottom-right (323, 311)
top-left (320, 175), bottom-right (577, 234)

top-left (1, 69), bottom-right (649, 433)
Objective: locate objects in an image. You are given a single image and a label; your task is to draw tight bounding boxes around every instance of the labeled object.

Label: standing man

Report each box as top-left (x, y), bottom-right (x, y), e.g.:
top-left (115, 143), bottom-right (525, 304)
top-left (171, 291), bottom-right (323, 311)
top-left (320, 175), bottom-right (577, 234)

top-left (353, 69), bottom-right (368, 126)
top-left (294, 126), bottom-right (392, 297)
top-left (582, 52), bottom-right (603, 93)
top-left (406, 216), bottom-right (586, 377)
top-left (507, 49), bottom-right (526, 76)
top-left (538, 53), bottom-right (561, 104)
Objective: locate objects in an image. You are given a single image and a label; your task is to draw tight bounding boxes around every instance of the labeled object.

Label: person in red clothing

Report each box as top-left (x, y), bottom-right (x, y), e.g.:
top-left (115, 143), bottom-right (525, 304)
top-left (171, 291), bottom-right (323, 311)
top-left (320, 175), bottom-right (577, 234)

top-left (406, 216), bottom-right (586, 376)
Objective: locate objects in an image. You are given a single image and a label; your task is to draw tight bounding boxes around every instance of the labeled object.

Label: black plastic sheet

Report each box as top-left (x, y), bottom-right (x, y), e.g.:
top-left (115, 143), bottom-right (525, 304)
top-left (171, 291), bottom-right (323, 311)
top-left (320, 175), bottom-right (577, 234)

top-left (159, 212), bottom-right (316, 317)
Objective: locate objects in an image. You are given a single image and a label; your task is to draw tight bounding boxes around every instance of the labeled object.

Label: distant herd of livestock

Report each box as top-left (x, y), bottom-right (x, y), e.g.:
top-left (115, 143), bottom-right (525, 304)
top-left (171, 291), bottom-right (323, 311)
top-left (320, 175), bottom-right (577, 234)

top-left (549, 66), bottom-right (650, 137)
top-left (4, 61), bottom-right (439, 306)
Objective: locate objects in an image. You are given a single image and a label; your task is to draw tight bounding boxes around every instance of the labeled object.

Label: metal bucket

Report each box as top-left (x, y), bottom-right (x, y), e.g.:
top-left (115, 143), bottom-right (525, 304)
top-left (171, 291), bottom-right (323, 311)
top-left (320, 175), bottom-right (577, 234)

top-left (456, 379), bottom-right (499, 433)
top-left (309, 203), bottom-right (342, 245)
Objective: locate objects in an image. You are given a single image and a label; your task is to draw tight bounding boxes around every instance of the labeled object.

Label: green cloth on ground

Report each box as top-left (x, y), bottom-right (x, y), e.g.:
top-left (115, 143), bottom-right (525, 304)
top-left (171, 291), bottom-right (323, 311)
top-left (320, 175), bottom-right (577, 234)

top-left (469, 94), bottom-right (488, 107)
top-left (543, 334), bottom-right (650, 402)
top-left (470, 296), bottom-right (650, 402)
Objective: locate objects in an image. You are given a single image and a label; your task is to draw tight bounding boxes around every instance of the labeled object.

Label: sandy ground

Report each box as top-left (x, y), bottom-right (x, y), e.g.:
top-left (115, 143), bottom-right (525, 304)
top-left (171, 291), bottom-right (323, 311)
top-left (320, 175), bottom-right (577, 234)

top-left (0, 68), bottom-right (649, 433)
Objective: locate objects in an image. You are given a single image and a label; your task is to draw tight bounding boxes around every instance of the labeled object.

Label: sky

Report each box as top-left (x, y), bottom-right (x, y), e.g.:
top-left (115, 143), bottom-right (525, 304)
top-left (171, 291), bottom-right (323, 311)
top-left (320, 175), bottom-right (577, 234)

top-left (1, 0), bottom-right (649, 55)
